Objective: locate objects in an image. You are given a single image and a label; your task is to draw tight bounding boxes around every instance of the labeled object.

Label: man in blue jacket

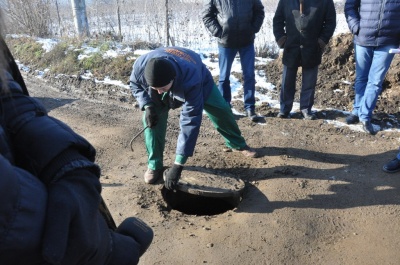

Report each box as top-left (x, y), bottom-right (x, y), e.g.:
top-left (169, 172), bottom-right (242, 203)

top-left (129, 47), bottom-right (259, 189)
top-left (0, 35), bottom-right (153, 264)
top-left (345, 0), bottom-right (400, 134)
top-left (202, 0), bottom-right (265, 122)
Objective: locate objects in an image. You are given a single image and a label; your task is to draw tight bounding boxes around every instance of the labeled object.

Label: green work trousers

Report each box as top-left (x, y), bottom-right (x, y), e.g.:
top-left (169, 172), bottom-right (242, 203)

top-left (143, 84), bottom-right (247, 170)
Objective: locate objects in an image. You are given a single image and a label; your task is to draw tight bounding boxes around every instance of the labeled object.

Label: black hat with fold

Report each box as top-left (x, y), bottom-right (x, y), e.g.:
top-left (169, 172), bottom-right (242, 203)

top-left (144, 57), bottom-right (176, 87)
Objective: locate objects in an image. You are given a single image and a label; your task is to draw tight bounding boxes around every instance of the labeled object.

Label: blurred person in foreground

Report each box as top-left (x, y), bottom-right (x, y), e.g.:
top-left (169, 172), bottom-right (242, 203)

top-left (129, 46), bottom-right (259, 190)
top-left (344, 0), bottom-right (400, 135)
top-left (202, 0), bottom-right (265, 122)
top-left (0, 14), bottom-right (152, 265)
top-left (273, 0), bottom-right (336, 120)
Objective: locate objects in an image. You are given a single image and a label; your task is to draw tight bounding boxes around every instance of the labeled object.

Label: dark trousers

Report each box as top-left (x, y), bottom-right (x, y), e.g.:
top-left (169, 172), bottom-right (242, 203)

top-left (280, 65), bottom-right (318, 114)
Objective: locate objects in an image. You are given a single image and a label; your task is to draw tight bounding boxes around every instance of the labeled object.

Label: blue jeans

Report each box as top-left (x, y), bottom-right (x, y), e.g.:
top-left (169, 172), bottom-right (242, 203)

top-left (218, 44), bottom-right (256, 111)
top-left (280, 65), bottom-right (319, 114)
top-left (352, 44), bottom-right (396, 121)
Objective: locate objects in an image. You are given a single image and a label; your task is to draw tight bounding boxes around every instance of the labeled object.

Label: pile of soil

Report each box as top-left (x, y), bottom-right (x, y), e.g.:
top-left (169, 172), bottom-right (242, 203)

top-left (261, 33), bottom-right (400, 120)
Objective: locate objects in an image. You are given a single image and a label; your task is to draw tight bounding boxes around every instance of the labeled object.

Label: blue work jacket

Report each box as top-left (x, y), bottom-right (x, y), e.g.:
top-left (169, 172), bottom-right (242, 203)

top-left (129, 47), bottom-right (215, 158)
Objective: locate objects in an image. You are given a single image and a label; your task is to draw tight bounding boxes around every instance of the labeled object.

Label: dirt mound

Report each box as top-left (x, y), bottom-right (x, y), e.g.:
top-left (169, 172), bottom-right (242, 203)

top-left (263, 33), bottom-right (400, 118)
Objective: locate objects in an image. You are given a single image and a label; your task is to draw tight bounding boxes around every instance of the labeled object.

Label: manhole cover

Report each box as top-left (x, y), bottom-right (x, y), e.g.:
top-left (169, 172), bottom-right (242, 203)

top-left (176, 166), bottom-right (246, 199)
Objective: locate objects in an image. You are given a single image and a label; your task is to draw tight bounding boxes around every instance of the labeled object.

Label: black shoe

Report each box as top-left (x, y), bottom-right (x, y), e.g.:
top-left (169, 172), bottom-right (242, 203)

top-left (277, 112), bottom-right (289, 118)
top-left (346, 114), bottom-right (359, 124)
top-left (301, 109), bottom-right (316, 120)
top-left (383, 158), bottom-right (400, 173)
top-left (246, 109), bottom-right (259, 122)
top-left (361, 120), bottom-right (376, 135)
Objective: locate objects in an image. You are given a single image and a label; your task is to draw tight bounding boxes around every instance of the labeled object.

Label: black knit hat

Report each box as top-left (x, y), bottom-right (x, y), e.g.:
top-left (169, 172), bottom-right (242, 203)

top-left (144, 57), bottom-right (176, 87)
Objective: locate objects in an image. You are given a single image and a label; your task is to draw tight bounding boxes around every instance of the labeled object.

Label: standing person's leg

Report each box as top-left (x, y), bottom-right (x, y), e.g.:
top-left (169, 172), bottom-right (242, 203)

top-left (299, 65), bottom-right (318, 119)
top-left (218, 46), bottom-right (237, 106)
top-left (352, 45), bottom-right (373, 117)
top-left (239, 43), bottom-right (256, 112)
top-left (383, 149), bottom-right (400, 173)
top-left (279, 65), bottom-right (298, 116)
top-left (142, 107), bottom-right (168, 183)
top-left (358, 44), bottom-right (396, 122)
top-left (203, 84), bottom-right (258, 157)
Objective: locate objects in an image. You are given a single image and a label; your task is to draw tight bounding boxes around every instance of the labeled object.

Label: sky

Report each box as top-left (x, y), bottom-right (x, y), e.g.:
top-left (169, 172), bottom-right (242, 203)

top-left (18, 14), bottom-right (395, 134)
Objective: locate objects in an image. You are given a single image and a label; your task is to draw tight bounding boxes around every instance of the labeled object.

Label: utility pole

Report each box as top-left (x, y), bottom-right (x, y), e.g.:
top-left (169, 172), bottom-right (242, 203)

top-left (71, 0), bottom-right (90, 38)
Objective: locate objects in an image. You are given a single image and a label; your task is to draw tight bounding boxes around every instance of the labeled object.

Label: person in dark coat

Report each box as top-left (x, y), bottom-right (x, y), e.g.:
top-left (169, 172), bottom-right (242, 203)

top-left (0, 26), bottom-right (152, 265)
top-left (273, 0), bottom-right (336, 120)
top-left (202, 0), bottom-right (265, 122)
top-left (344, 0), bottom-right (400, 135)
top-left (129, 46), bottom-right (259, 188)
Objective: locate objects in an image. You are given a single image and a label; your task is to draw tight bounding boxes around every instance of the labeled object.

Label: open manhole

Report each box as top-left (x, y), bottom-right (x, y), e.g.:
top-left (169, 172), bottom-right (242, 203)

top-left (162, 166), bottom-right (245, 215)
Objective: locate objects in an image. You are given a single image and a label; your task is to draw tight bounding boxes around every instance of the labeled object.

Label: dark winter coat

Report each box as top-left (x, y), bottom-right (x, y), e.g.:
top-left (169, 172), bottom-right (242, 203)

top-left (0, 92), bottom-right (102, 264)
top-left (202, 0), bottom-right (265, 49)
top-left (129, 47), bottom-right (215, 158)
top-left (0, 42), bottom-right (99, 264)
top-left (273, 0), bottom-right (336, 68)
top-left (345, 0), bottom-right (400, 46)
top-left (1, 37), bottom-right (152, 265)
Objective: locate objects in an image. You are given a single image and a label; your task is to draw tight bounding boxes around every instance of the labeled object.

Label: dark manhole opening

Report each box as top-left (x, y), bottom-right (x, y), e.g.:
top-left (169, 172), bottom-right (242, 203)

top-left (161, 167), bottom-right (245, 216)
top-left (162, 187), bottom-right (239, 216)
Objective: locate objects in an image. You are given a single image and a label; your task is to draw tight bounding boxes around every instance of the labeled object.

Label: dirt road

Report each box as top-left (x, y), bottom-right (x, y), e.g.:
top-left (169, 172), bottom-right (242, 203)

top-left (26, 72), bottom-right (400, 265)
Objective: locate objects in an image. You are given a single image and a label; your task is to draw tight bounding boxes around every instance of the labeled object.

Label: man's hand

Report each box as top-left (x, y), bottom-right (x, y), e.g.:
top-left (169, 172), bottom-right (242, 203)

top-left (42, 168), bottom-right (109, 264)
top-left (318, 38), bottom-right (326, 51)
top-left (164, 164), bottom-right (183, 190)
top-left (277, 36), bottom-right (287, 48)
top-left (145, 105), bottom-right (158, 128)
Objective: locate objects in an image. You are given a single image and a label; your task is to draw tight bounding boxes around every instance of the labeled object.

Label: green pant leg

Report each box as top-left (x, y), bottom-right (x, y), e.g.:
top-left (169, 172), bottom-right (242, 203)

top-left (143, 108), bottom-right (169, 170)
top-left (204, 84), bottom-right (247, 149)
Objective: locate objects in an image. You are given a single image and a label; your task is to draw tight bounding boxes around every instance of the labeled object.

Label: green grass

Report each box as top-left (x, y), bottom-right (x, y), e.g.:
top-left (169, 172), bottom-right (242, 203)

top-left (5, 35), bottom-right (153, 82)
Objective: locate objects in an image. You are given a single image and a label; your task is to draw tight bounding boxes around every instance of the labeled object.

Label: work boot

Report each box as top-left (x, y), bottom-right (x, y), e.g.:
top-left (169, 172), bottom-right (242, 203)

top-left (346, 114), bottom-right (359, 124)
top-left (361, 120), bottom-right (376, 135)
top-left (246, 109), bottom-right (259, 122)
top-left (144, 168), bottom-right (163, 184)
top-left (383, 158), bottom-right (400, 173)
top-left (234, 145), bottom-right (259, 158)
top-left (301, 109), bottom-right (317, 120)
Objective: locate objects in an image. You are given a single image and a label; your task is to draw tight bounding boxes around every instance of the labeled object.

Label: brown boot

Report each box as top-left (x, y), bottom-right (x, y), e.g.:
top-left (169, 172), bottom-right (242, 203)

top-left (234, 145), bottom-right (259, 158)
top-left (144, 168), bottom-right (163, 184)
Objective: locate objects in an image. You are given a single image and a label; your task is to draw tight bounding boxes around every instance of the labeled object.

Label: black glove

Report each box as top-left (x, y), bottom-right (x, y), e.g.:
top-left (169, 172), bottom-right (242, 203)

top-left (108, 217), bottom-right (154, 265)
top-left (277, 36), bottom-right (287, 48)
top-left (145, 105), bottom-right (158, 128)
top-left (42, 168), bottom-right (110, 264)
top-left (164, 164), bottom-right (183, 190)
top-left (116, 217), bottom-right (153, 256)
top-left (318, 38), bottom-right (326, 51)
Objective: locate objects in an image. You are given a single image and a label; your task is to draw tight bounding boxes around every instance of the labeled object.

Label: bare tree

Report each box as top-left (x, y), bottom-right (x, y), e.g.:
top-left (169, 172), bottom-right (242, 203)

top-left (165, 0), bottom-right (170, 46)
top-left (55, 0), bottom-right (62, 36)
top-left (116, 0), bottom-right (122, 41)
top-left (5, 0), bottom-right (52, 37)
top-left (71, 0), bottom-right (90, 38)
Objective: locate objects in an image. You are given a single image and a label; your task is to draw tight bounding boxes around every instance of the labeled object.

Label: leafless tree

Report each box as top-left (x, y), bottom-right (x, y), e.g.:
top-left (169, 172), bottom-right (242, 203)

top-left (55, 0), bottom-right (62, 36)
top-left (4, 0), bottom-right (52, 37)
top-left (165, 0), bottom-right (170, 46)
